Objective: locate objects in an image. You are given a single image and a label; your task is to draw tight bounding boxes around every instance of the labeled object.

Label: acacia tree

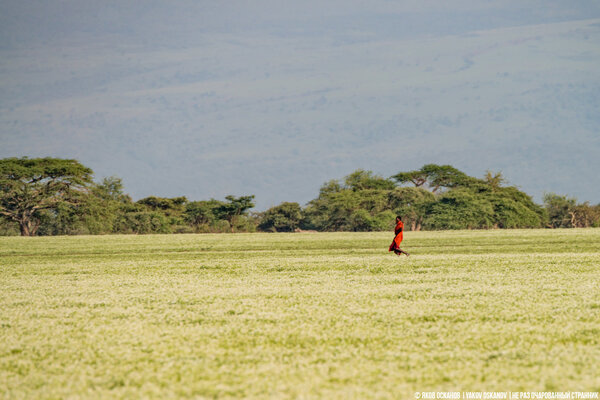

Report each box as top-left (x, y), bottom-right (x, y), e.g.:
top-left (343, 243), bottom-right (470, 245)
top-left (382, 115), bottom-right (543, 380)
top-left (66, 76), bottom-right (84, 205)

top-left (259, 202), bottom-right (303, 232)
top-left (392, 164), bottom-right (474, 192)
top-left (543, 193), bottom-right (600, 228)
top-left (216, 195), bottom-right (255, 232)
top-left (484, 170), bottom-right (507, 192)
top-left (185, 200), bottom-right (221, 226)
top-left (387, 187), bottom-right (435, 231)
top-left (344, 169), bottom-right (396, 191)
top-left (0, 157), bottom-right (93, 236)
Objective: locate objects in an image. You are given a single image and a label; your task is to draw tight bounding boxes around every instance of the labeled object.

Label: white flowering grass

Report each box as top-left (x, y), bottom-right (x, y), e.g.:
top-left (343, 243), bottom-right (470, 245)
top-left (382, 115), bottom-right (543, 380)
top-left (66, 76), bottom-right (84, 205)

top-left (1, 229), bottom-right (599, 398)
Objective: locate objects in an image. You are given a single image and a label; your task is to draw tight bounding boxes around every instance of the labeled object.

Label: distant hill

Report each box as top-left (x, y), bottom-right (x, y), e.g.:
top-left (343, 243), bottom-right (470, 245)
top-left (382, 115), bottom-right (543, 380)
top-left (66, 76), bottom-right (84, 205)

top-left (1, 1), bottom-right (599, 209)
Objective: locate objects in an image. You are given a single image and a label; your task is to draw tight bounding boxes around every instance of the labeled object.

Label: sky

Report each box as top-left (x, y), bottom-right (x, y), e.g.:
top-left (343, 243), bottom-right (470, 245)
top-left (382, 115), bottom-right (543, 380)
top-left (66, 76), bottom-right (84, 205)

top-left (1, 0), bottom-right (599, 210)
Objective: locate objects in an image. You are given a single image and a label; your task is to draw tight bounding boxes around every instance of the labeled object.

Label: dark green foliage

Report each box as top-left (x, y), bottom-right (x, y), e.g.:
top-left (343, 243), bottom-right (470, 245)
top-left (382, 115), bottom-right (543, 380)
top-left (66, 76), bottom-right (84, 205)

top-left (0, 219), bottom-right (19, 236)
top-left (183, 196), bottom-right (256, 233)
top-left (488, 186), bottom-right (546, 228)
top-left (303, 189), bottom-right (360, 231)
top-left (36, 199), bottom-right (87, 236)
top-left (484, 170), bottom-right (507, 191)
top-left (306, 166), bottom-right (547, 231)
top-left (303, 172), bottom-right (398, 231)
top-left (344, 170), bottom-right (396, 191)
top-left (391, 166), bottom-right (545, 230)
top-left (1, 157), bottom-right (594, 235)
top-left (215, 195), bottom-right (255, 232)
top-left (137, 196), bottom-right (187, 215)
top-left (0, 157), bottom-right (260, 235)
top-left (96, 176), bottom-right (131, 203)
top-left (348, 209), bottom-right (396, 232)
top-left (113, 210), bottom-right (172, 234)
top-left (259, 202), bottom-right (303, 232)
top-left (86, 177), bottom-right (133, 233)
top-left (423, 188), bottom-right (495, 230)
top-left (112, 194), bottom-right (257, 234)
top-left (571, 203), bottom-right (600, 228)
top-left (544, 193), bottom-right (600, 228)
top-left (388, 187), bottom-right (435, 231)
top-left (392, 164), bottom-right (478, 192)
top-left (215, 196), bottom-right (255, 220)
top-left (0, 157), bottom-right (93, 235)
top-left (37, 177), bottom-right (129, 235)
top-left (544, 193), bottom-right (577, 228)
top-left (185, 200), bottom-right (223, 228)
top-left (135, 196), bottom-right (189, 232)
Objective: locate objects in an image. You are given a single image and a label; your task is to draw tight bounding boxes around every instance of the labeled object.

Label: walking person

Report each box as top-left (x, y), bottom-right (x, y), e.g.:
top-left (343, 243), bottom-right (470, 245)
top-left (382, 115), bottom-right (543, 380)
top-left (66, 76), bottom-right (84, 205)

top-left (389, 216), bottom-right (409, 256)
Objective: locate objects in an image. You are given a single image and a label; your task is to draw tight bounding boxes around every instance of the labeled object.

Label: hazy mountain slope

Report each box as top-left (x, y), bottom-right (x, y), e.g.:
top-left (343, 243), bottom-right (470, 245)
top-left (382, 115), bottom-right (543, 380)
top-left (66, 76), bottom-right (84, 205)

top-left (1, 1), bottom-right (599, 209)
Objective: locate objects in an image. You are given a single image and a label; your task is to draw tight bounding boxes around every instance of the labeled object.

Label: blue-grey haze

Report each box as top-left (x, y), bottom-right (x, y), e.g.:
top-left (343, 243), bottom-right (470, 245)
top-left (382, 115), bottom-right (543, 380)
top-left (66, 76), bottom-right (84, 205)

top-left (1, 1), bottom-right (599, 209)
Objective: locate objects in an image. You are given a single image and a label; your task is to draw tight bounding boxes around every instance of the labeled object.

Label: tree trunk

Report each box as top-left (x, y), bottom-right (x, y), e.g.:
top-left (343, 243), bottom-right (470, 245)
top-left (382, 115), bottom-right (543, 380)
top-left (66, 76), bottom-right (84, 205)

top-left (19, 215), bottom-right (39, 236)
top-left (569, 211), bottom-right (577, 228)
top-left (20, 220), bottom-right (31, 236)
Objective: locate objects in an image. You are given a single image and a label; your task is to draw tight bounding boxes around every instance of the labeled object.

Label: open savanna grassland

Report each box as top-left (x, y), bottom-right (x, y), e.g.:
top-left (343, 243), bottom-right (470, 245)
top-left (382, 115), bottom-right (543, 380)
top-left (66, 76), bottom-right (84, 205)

top-left (1, 229), bottom-right (599, 399)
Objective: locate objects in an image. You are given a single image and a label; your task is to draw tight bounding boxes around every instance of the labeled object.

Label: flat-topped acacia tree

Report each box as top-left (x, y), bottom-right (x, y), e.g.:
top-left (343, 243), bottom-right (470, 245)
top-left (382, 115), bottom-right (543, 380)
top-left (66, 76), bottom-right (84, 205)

top-left (392, 164), bottom-right (477, 193)
top-left (0, 157), bottom-right (93, 236)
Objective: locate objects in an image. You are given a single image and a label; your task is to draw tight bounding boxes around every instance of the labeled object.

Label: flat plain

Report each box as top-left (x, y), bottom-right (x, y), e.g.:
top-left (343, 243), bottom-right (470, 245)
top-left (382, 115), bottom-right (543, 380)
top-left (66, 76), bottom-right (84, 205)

top-left (1, 229), bottom-right (599, 399)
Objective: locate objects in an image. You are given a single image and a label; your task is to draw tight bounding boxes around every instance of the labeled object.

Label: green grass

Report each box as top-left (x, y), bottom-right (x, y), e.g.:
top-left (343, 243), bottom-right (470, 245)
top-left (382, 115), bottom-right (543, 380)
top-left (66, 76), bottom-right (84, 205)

top-left (1, 229), bottom-right (599, 399)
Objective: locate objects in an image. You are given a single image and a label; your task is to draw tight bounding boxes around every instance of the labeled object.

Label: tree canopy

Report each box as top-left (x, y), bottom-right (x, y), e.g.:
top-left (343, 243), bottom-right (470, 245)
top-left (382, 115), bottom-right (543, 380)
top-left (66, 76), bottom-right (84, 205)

top-left (259, 202), bottom-right (303, 232)
top-left (1, 158), bottom-right (598, 235)
top-left (392, 164), bottom-right (477, 192)
top-left (0, 157), bottom-right (93, 235)
top-left (302, 165), bottom-right (548, 231)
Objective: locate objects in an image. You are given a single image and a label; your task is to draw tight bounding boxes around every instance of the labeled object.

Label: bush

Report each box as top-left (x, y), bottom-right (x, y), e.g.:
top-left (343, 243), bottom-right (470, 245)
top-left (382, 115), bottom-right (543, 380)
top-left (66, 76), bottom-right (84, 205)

top-left (259, 202), bottom-right (303, 232)
top-left (113, 211), bottom-right (172, 234)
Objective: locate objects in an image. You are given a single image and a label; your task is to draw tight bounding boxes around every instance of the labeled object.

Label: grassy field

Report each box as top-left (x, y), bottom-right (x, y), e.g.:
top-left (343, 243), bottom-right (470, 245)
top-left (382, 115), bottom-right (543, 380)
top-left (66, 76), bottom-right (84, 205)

top-left (1, 229), bottom-right (599, 399)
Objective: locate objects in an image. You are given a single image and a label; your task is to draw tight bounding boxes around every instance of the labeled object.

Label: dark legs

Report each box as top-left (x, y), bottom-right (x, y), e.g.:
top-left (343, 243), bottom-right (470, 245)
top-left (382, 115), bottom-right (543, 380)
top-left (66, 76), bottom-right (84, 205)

top-left (394, 249), bottom-right (409, 256)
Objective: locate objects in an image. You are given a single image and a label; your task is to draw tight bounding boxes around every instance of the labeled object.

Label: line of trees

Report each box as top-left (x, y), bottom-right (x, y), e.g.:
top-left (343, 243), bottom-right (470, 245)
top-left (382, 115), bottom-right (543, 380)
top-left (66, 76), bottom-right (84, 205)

top-left (1, 157), bottom-right (599, 236)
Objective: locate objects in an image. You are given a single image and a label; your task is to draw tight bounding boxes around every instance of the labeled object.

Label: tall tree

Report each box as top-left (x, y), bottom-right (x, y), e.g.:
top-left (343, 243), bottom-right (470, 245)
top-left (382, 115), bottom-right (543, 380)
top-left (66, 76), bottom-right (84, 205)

top-left (387, 187), bottom-right (435, 231)
top-left (543, 193), bottom-right (600, 228)
top-left (484, 170), bottom-right (507, 191)
top-left (344, 170), bottom-right (396, 191)
top-left (184, 199), bottom-right (224, 230)
top-left (392, 164), bottom-right (473, 192)
top-left (216, 195), bottom-right (255, 232)
top-left (259, 202), bottom-right (303, 232)
top-left (543, 193), bottom-right (577, 228)
top-left (303, 171), bottom-right (395, 231)
top-left (0, 157), bottom-right (93, 236)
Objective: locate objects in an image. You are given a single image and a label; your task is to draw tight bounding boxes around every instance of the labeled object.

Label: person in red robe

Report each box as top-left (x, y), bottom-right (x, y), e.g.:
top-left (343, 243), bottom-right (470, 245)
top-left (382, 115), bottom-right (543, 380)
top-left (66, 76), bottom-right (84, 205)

top-left (389, 216), bottom-right (409, 256)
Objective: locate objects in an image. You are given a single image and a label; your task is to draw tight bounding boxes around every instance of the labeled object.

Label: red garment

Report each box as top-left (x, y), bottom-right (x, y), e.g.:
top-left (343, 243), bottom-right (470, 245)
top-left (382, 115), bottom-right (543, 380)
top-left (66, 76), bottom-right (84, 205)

top-left (389, 220), bottom-right (404, 251)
